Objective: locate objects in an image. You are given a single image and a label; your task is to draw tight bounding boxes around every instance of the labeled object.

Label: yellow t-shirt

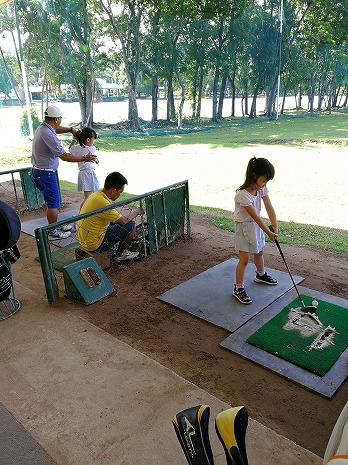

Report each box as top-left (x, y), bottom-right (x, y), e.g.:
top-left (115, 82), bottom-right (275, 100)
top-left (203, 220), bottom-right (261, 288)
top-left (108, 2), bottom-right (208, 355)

top-left (76, 190), bottom-right (122, 251)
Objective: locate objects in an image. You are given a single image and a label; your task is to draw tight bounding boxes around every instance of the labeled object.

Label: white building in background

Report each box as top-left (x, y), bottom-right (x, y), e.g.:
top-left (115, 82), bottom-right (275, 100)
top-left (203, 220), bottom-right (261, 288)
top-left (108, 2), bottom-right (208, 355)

top-left (95, 78), bottom-right (125, 100)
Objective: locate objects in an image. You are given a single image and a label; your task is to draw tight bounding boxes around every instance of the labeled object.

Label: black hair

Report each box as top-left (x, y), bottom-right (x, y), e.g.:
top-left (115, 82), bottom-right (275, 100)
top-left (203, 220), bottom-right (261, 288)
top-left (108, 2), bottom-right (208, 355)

top-left (238, 157), bottom-right (275, 190)
top-left (104, 172), bottom-right (128, 190)
top-left (76, 127), bottom-right (97, 147)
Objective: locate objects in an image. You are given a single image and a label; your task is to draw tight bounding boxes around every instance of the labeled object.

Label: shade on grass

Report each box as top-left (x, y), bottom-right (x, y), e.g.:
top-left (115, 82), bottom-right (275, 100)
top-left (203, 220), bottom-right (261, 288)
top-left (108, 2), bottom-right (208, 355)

top-left (246, 295), bottom-right (348, 377)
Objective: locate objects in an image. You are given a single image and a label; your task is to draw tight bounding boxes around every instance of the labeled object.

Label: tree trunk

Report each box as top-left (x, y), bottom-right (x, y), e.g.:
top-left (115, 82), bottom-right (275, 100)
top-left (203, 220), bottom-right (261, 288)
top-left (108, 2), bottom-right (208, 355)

top-left (212, 17), bottom-right (224, 123)
top-left (266, 77), bottom-right (278, 117)
top-left (176, 70), bottom-right (185, 129)
top-left (249, 83), bottom-right (259, 118)
top-left (212, 62), bottom-right (220, 123)
top-left (196, 65), bottom-right (204, 119)
top-left (308, 79), bottom-right (315, 116)
top-left (217, 70), bottom-right (228, 121)
top-left (166, 76), bottom-right (175, 121)
top-left (281, 87), bottom-right (287, 114)
top-left (244, 83), bottom-right (249, 116)
top-left (298, 84), bottom-right (302, 109)
top-left (127, 81), bottom-right (140, 130)
top-left (150, 10), bottom-right (160, 122)
top-left (151, 75), bottom-right (158, 122)
top-left (191, 62), bottom-right (199, 118)
top-left (229, 73), bottom-right (236, 117)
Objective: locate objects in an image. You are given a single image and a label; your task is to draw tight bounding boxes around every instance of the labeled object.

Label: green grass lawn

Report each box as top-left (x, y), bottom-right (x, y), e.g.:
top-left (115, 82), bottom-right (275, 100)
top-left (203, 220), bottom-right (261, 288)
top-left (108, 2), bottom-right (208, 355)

top-left (203, 210), bottom-right (348, 253)
top-left (3, 111), bottom-right (348, 253)
top-left (93, 112), bottom-right (348, 153)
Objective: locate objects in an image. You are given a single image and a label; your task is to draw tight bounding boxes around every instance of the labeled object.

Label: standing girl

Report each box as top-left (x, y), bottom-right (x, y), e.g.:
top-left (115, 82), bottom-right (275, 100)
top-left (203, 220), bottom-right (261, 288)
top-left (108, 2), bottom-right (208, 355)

top-left (233, 157), bottom-right (278, 304)
top-left (69, 127), bottom-right (100, 210)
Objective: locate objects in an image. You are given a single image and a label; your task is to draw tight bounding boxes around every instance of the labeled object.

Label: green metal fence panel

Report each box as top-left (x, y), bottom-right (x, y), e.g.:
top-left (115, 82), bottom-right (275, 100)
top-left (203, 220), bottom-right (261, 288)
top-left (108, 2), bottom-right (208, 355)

top-left (19, 168), bottom-right (45, 210)
top-left (145, 185), bottom-right (186, 253)
top-left (0, 167), bottom-right (62, 212)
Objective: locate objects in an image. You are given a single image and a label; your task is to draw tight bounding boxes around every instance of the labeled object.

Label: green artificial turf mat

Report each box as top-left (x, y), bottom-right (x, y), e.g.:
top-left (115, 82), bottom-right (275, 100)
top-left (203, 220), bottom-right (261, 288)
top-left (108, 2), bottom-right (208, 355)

top-left (35, 242), bottom-right (78, 272)
top-left (246, 295), bottom-right (348, 377)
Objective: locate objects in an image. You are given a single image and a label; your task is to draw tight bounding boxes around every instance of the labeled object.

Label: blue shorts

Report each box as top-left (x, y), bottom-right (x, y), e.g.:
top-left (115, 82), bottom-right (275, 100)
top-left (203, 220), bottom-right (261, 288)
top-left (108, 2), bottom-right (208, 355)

top-left (30, 168), bottom-right (60, 209)
top-left (96, 220), bottom-right (135, 252)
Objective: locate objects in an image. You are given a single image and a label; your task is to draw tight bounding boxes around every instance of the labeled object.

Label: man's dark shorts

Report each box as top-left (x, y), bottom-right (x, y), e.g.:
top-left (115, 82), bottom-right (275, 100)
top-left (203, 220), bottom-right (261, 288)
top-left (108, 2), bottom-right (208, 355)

top-left (30, 168), bottom-right (60, 209)
top-left (96, 220), bottom-right (135, 252)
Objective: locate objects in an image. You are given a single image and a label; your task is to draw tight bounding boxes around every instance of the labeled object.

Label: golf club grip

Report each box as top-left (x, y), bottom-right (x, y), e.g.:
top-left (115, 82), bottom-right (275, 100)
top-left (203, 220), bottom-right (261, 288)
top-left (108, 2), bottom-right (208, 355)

top-left (269, 226), bottom-right (284, 257)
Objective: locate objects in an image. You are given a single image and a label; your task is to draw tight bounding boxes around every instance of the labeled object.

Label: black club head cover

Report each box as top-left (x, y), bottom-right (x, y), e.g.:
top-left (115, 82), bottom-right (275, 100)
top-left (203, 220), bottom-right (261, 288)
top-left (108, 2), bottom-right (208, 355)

top-left (215, 406), bottom-right (249, 465)
top-left (172, 404), bottom-right (214, 465)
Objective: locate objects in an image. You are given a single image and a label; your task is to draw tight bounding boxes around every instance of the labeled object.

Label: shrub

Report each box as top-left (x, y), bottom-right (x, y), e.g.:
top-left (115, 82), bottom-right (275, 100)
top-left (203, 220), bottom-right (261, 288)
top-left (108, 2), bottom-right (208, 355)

top-left (20, 107), bottom-right (41, 136)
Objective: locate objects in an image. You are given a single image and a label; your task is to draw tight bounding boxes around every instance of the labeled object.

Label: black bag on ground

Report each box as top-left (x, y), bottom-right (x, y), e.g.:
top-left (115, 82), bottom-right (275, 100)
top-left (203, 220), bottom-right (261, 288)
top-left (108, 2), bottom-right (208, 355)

top-left (0, 200), bottom-right (21, 250)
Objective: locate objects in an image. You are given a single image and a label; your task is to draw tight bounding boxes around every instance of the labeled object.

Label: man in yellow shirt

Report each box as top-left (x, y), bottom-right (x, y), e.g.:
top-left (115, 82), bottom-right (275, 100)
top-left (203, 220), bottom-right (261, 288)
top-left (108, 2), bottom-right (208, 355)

top-left (77, 172), bottom-right (141, 262)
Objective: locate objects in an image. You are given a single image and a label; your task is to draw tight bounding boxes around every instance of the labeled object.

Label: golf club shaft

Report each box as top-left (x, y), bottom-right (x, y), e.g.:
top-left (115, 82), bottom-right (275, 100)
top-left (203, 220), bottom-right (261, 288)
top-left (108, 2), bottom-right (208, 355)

top-left (269, 226), bottom-right (306, 309)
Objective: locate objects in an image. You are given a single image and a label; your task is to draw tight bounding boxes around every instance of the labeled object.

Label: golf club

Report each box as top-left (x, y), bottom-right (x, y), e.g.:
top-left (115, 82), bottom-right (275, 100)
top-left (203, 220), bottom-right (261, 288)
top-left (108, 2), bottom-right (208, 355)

top-left (269, 226), bottom-right (317, 314)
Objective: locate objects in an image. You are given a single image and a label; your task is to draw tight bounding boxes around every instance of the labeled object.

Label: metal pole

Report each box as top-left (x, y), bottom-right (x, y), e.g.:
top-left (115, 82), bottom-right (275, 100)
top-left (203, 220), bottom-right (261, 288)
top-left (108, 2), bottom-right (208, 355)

top-left (14, 0), bottom-right (33, 137)
top-left (276, 0), bottom-right (283, 120)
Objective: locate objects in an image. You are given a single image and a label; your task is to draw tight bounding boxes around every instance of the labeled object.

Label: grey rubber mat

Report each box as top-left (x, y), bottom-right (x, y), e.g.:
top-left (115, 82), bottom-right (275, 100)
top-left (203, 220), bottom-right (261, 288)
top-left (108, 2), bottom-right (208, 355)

top-left (157, 258), bottom-right (304, 333)
top-left (21, 210), bottom-right (79, 248)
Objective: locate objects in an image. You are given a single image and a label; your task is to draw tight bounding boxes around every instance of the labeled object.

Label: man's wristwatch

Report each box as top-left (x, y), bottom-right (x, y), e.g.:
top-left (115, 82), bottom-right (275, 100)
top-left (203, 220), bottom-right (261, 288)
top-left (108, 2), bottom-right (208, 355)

top-left (69, 127), bottom-right (73, 133)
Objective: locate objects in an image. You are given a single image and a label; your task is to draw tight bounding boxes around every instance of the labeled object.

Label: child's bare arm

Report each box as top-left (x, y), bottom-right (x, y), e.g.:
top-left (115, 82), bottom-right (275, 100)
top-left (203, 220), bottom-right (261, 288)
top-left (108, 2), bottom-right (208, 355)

top-left (262, 195), bottom-right (278, 234)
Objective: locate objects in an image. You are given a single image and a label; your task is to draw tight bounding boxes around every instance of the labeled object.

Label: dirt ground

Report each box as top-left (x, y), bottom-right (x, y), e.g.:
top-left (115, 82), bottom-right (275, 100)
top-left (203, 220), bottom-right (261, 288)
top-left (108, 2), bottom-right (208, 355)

top-left (12, 191), bottom-right (348, 459)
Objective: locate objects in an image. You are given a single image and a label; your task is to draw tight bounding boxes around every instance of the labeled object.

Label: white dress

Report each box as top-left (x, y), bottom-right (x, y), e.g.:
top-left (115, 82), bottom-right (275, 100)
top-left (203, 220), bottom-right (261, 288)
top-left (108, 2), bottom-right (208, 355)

top-left (234, 186), bottom-right (269, 253)
top-left (70, 144), bottom-right (100, 192)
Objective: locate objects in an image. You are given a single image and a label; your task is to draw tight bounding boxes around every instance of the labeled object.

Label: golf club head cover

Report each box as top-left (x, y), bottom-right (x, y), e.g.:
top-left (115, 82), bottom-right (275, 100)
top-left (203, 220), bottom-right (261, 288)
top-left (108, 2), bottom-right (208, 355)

top-left (172, 404), bottom-right (214, 465)
top-left (215, 406), bottom-right (249, 465)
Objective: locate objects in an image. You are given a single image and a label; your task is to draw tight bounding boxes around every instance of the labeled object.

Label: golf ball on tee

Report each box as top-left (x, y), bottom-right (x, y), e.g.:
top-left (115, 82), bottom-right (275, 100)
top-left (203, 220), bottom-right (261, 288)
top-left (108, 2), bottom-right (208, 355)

top-left (312, 300), bottom-right (319, 307)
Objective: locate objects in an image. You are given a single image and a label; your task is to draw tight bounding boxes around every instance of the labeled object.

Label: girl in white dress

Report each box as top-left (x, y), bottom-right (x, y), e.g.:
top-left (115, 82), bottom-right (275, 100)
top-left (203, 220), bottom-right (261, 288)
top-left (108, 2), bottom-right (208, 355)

top-left (69, 127), bottom-right (100, 210)
top-left (233, 157), bottom-right (278, 304)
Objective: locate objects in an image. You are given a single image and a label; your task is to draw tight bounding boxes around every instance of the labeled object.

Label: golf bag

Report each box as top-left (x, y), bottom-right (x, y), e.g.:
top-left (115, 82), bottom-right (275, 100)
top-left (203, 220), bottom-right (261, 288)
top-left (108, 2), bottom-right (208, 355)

top-left (0, 200), bottom-right (21, 316)
top-left (0, 200), bottom-right (21, 251)
top-left (215, 406), bottom-right (249, 465)
top-left (172, 404), bottom-right (214, 465)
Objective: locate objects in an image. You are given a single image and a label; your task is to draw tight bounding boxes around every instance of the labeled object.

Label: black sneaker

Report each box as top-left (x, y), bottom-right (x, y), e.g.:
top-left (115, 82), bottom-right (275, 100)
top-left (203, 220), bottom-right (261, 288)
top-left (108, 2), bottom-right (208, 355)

top-left (233, 286), bottom-right (252, 304)
top-left (254, 272), bottom-right (277, 285)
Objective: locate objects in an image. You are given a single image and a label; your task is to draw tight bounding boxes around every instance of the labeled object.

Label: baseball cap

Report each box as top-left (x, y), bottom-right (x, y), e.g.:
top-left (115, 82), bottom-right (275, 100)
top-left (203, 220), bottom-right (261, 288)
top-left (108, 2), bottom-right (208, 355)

top-left (44, 105), bottom-right (63, 118)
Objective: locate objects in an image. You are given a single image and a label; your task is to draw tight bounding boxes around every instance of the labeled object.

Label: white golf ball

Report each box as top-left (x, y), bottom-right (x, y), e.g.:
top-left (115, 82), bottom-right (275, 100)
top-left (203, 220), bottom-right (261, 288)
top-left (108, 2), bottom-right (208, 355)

top-left (312, 300), bottom-right (319, 307)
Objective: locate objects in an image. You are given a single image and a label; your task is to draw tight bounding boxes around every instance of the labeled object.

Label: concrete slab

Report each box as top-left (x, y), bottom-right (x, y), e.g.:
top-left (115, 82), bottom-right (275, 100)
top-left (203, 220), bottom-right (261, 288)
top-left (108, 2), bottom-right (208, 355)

top-left (157, 258), bottom-right (304, 333)
top-left (21, 210), bottom-right (79, 247)
top-left (221, 287), bottom-right (348, 398)
top-left (0, 282), bottom-right (321, 465)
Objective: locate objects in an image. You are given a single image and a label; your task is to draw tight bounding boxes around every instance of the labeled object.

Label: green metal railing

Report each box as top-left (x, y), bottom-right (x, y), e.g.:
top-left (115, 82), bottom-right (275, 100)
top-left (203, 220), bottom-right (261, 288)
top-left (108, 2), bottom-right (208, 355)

top-left (0, 166), bottom-right (52, 211)
top-left (35, 180), bottom-right (191, 304)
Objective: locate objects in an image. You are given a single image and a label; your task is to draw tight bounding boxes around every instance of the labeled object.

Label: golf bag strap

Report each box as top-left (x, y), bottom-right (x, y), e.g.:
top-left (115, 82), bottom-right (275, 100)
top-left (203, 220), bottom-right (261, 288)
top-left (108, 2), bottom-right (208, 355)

top-left (172, 404), bottom-right (214, 465)
top-left (0, 254), bottom-right (12, 302)
top-left (2, 245), bottom-right (20, 264)
top-left (215, 406), bottom-right (249, 465)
